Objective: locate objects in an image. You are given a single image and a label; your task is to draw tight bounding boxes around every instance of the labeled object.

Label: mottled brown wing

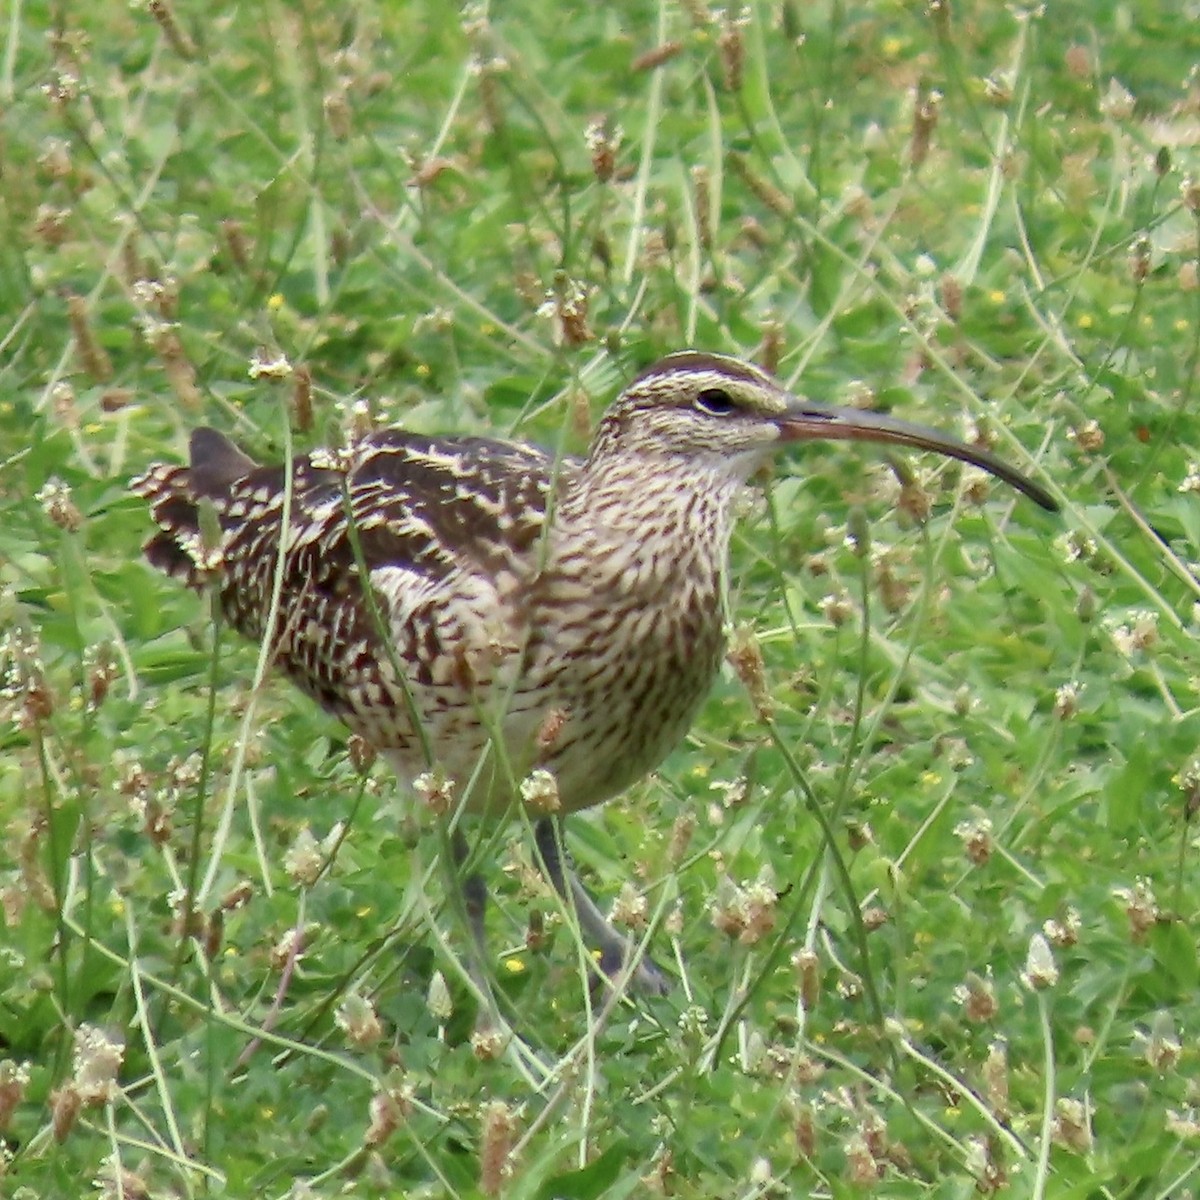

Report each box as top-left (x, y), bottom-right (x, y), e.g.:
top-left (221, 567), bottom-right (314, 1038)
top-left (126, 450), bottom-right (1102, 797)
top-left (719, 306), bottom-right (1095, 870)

top-left (132, 426), bottom-right (562, 721)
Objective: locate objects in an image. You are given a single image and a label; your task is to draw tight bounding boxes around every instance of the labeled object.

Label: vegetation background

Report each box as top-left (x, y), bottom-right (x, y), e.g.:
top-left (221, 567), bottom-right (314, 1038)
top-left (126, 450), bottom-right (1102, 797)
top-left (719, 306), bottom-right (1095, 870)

top-left (1, 0), bottom-right (1198, 1196)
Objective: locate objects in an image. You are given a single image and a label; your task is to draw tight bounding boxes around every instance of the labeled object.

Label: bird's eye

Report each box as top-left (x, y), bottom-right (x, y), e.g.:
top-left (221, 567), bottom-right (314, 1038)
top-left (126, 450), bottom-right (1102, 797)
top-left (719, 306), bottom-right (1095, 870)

top-left (695, 388), bottom-right (736, 416)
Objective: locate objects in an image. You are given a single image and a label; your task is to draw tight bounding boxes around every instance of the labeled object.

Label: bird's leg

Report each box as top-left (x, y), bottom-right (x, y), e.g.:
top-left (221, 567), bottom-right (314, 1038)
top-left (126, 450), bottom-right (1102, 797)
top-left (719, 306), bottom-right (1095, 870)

top-left (533, 817), bottom-right (671, 996)
top-left (450, 828), bottom-right (497, 994)
top-left (446, 829), bottom-right (555, 1085)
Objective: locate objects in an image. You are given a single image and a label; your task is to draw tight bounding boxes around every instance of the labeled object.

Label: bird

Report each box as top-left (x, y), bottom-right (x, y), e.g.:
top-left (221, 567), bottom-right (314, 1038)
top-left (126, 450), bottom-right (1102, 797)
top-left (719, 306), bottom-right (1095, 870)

top-left (132, 351), bottom-right (1057, 996)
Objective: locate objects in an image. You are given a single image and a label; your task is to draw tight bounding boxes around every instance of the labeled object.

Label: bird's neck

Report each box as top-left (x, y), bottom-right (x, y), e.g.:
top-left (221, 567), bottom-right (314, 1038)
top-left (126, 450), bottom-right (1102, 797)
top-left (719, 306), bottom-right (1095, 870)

top-left (554, 452), bottom-right (750, 596)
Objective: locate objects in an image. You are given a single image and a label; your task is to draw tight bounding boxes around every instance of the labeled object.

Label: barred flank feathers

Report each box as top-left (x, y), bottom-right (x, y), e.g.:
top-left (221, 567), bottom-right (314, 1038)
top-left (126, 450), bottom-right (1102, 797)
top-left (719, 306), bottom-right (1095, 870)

top-left (129, 464), bottom-right (204, 587)
top-left (130, 428), bottom-right (261, 588)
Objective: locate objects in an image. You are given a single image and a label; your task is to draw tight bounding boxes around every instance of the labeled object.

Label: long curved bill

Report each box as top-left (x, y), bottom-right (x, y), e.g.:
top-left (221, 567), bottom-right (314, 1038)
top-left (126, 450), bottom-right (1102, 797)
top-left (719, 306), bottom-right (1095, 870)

top-left (777, 401), bottom-right (1058, 512)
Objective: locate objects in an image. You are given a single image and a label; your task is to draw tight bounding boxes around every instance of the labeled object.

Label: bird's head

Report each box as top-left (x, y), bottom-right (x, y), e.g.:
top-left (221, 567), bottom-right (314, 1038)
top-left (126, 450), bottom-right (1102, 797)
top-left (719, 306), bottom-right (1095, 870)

top-left (589, 351), bottom-right (1057, 512)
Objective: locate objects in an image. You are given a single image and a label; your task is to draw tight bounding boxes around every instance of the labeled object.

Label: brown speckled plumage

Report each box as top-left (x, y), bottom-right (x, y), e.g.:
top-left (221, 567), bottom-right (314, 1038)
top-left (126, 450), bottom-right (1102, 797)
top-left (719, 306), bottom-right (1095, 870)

top-left (133, 351), bottom-right (1055, 816)
top-left (132, 351), bottom-right (1055, 989)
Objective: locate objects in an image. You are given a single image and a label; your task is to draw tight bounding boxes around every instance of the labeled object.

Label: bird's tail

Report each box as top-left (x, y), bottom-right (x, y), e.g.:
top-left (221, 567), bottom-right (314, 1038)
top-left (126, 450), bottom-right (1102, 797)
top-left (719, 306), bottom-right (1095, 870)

top-left (130, 427), bottom-right (259, 589)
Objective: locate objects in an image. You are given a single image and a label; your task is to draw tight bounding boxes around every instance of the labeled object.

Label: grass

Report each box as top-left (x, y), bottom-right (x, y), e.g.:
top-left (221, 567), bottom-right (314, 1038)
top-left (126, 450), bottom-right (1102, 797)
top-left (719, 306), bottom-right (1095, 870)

top-left (1, 0), bottom-right (1199, 1195)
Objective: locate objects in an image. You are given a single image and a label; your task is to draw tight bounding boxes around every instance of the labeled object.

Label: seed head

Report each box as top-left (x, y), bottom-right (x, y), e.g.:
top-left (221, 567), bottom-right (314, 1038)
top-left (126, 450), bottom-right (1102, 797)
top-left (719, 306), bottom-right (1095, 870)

top-left (610, 880), bottom-right (649, 932)
top-left (519, 767), bottom-right (560, 815)
top-left (1051, 1097), bottom-right (1093, 1153)
top-left (37, 477), bottom-right (83, 532)
top-left (94, 1153), bottom-right (150, 1200)
top-left (144, 316), bottom-right (201, 409)
top-left (940, 272), bottom-right (963, 321)
top-left (0, 1061), bottom-right (30, 1131)
top-left (536, 275), bottom-right (593, 347)
top-left (1128, 235), bottom-right (1151, 284)
top-left (1043, 906), bottom-right (1081, 947)
top-left (413, 767), bottom-right (455, 816)
top-left (910, 87), bottom-right (942, 168)
top-left (67, 293), bottom-right (112, 381)
top-left (677, 1003), bottom-right (710, 1049)
top-left (717, 8), bottom-right (749, 91)
top-left (525, 910), bottom-right (548, 952)
top-left (364, 1084), bottom-right (412, 1148)
top-left (203, 911), bottom-right (223, 961)
top-left (845, 819), bottom-right (874, 851)
top-left (347, 734), bottom-right (376, 774)
top-left (1053, 681), bottom-right (1082, 720)
top-left (283, 827), bottom-right (323, 887)
top-left (38, 136), bottom-right (73, 179)
top-left (220, 881), bottom-right (253, 912)
top-left (878, 556), bottom-right (912, 614)
top-left (792, 1099), bottom-right (816, 1158)
top-left (1075, 586), bottom-right (1098, 622)
top-left (535, 707), bottom-right (567, 754)
top-left (336, 993), bottom-right (384, 1048)
top-left (50, 380), bottom-right (79, 430)
top-left (43, 67), bottom-right (81, 107)
top-left (954, 971), bottom-right (998, 1023)
top-left (709, 869), bottom-right (778, 944)
top-left (964, 1135), bottom-right (1006, 1194)
top-left (1181, 175), bottom-right (1200, 213)
top-left (861, 905), bottom-right (888, 931)
top-left (631, 40), bottom-right (684, 72)
top-left (269, 927), bottom-right (305, 972)
top-left (584, 116), bottom-right (623, 183)
top-left (984, 71), bottom-right (1014, 107)
top-left (1180, 462), bottom-right (1200, 494)
top-left (821, 591), bottom-right (854, 627)
top-left (1020, 932), bottom-right (1059, 991)
top-left (897, 478), bottom-right (932, 523)
top-left (85, 643), bottom-right (118, 709)
top-left (1165, 1109), bottom-right (1200, 1140)
top-left (954, 813), bottom-right (994, 867)
top-left (51, 1085), bottom-right (83, 1142)
top-left (1129, 610), bottom-right (1159, 651)
top-left (427, 970), bottom-right (453, 1022)
top-left (291, 365), bottom-right (314, 432)
top-left (33, 204), bottom-right (71, 247)
top-left (479, 1100), bottom-right (518, 1196)
top-left (72, 1024), bottom-right (124, 1104)
top-left (324, 86), bottom-right (351, 139)
top-left (1113, 877), bottom-right (1159, 941)
top-left (1134, 1011), bottom-right (1181, 1073)
top-left (727, 626), bottom-right (773, 719)
top-left (983, 1039), bottom-right (1009, 1120)
top-left (844, 1133), bottom-right (880, 1184)
top-left (1064, 44), bottom-right (1092, 77)
top-left (148, 0), bottom-right (197, 59)
top-left (667, 811), bottom-right (696, 865)
top-left (248, 347), bottom-right (293, 381)
top-left (1069, 419), bottom-right (1105, 453)
top-left (1100, 78), bottom-right (1136, 120)
top-left (793, 948), bottom-right (820, 1011)
top-left (471, 1025), bottom-right (508, 1062)
top-left (221, 219), bottom-right (252, 270)
top-left (728, 152), bottom-right (793, 217)
top-left (710, 775), bottom-right (751, 810)
top-left (758, 319), bottom-right (784, 375)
